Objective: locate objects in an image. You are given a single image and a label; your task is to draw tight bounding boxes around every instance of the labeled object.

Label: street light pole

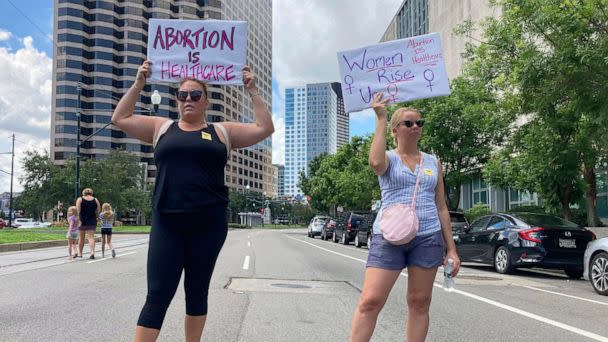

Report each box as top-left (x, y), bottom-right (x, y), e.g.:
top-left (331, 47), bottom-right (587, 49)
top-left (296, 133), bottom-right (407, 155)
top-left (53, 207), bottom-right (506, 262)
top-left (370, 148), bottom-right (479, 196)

top-left (75, 83), bottom-right (81, 201)
top-left (8, 134), bottom-right (14, 228)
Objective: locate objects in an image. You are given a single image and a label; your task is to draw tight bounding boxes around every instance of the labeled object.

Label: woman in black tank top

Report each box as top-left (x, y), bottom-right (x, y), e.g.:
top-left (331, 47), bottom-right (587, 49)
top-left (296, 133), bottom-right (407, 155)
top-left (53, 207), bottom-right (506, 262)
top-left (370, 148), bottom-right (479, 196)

top-left (76, 188), bottom-right (100, 259)
top-left (112, 60), bottom-right (274, 341)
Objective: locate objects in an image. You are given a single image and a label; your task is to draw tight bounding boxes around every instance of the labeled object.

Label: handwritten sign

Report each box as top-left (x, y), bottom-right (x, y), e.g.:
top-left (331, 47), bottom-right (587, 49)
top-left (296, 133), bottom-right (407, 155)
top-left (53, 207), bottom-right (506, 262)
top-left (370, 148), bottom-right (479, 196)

top-left (337, 32), bottom-right (450, 113)
top-left (147, 19), bottom-right (247, 85)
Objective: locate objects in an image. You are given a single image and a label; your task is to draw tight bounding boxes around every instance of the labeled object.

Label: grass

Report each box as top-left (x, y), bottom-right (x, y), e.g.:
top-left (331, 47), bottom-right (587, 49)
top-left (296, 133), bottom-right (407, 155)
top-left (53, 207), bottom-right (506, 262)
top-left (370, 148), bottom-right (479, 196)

top-left (0, 230), bottom-right (66, 244)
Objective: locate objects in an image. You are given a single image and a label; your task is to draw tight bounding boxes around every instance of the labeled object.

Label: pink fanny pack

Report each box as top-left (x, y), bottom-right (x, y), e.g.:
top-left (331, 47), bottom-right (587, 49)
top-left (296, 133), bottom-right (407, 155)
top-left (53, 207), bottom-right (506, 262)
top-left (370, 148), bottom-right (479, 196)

top-left (380, 154), bottom-right (423, 245)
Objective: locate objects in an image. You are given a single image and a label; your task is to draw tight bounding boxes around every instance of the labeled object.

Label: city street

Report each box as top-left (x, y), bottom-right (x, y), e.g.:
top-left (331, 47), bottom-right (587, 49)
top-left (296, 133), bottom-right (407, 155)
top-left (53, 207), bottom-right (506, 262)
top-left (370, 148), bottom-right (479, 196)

top-left (1, 228), bottom-right (607, 341)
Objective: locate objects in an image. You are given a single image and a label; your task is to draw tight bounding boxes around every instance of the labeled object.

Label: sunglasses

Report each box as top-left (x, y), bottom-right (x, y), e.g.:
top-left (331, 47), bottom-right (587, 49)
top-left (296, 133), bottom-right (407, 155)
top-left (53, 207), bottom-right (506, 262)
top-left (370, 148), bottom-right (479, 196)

top-left (176, 90), bottom-right (204, 102)
top-left (399, 120), bottom-right (425, 128)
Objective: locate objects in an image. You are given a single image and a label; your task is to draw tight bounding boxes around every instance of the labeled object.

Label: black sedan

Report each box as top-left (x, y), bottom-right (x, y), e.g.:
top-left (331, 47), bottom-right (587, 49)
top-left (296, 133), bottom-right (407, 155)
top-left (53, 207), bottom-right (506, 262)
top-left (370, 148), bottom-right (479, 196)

top-left (454, 212), bottom-right (596, 279)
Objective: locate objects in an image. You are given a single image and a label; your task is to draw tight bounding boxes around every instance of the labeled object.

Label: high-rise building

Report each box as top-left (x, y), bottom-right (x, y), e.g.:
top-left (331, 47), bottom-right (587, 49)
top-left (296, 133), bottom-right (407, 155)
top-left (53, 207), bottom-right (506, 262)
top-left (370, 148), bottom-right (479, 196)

top-left (273, 164), bottom-right (284, 197)
top-left (380, 0), bottom-right (499, 80)
top-left (51, 0), bottom-right (273, 194)
top-left (331, 82), bottom-right (349, 149)
top-left (284, 82), bottom-right (347, 198)
top-left (283, 87), bottom-right (307, 198)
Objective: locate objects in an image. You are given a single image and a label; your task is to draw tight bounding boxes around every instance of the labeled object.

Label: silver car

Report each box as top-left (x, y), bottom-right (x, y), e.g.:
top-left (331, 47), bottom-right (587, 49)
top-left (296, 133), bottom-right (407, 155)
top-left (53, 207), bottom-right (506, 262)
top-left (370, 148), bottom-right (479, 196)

top-left (583, 237), bottom-right (608, 296)
top-left (307, 216), bottom-right (330, 238)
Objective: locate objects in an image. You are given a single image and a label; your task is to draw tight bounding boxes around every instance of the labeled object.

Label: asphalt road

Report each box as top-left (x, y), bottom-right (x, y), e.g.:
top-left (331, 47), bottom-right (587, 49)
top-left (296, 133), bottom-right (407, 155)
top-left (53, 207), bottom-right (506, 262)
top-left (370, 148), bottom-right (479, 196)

top-left (1, 229), bottom-right (607, 341)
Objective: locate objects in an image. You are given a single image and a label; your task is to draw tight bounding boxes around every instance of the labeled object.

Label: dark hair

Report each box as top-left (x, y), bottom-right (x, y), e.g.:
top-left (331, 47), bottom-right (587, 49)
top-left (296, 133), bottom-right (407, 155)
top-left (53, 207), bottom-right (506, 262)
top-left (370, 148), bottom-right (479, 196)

top-left (177, 78), bottom-right (208, 99)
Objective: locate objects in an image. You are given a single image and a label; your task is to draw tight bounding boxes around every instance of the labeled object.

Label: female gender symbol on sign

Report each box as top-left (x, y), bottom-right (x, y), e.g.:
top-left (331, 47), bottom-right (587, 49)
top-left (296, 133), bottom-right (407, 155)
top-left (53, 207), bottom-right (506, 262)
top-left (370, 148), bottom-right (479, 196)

top-left (386, 83), bottom-right (398, 102)
top-left (423, 69), bottom-right (435, 92)
top-left (343, 75), bottom-right (354, 95)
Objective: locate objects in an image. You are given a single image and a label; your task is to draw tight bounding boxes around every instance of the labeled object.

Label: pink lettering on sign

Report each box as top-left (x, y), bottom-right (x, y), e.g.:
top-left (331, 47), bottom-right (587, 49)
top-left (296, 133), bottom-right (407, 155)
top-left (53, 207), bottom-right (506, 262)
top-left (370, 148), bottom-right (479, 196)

top-left (160, 61), bottom-right (236, 82)
top-left (406, 37), bottom-right (435, 50)
top-left (153, 25), bottom-right (236, 51)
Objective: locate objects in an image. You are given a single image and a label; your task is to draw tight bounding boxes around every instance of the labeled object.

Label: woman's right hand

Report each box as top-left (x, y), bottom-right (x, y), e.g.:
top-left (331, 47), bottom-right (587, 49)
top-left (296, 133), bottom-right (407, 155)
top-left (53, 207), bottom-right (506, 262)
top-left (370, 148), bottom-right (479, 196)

top-left (134, 60), bottom-right (151, 89)
top-left (371, 92), bottom-right (390, 120)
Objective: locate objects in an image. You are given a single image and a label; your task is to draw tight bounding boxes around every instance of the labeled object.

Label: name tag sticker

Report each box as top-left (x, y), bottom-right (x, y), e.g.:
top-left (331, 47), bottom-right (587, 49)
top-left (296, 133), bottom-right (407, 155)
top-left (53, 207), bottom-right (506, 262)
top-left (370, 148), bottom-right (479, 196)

top-left (424, 169), bottom-right (434, 176)
top-left (201, 132), bottom-right (212, 140)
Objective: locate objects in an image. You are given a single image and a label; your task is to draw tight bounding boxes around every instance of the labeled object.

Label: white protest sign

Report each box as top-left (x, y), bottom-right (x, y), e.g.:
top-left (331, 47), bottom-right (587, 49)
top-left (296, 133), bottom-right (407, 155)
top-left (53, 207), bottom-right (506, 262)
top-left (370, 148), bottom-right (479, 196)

top-left (147, 19), bottom-right (247, 85)
top-left (337, 32), bottom-right (450, 113)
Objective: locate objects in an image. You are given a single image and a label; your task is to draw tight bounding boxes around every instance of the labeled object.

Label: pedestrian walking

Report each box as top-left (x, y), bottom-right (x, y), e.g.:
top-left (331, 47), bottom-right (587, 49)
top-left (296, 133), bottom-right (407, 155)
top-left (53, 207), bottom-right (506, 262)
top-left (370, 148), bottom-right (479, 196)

top-left (349, 93), bottom-right (461, 342)
top-left (112, 60), bottom-right (274, 341)
top-left (99, 203), bottom-right (116, 258)
top-left (66, 206), bottom-right (79, 260)
top-left (76, 188), bottom-right (100, 259)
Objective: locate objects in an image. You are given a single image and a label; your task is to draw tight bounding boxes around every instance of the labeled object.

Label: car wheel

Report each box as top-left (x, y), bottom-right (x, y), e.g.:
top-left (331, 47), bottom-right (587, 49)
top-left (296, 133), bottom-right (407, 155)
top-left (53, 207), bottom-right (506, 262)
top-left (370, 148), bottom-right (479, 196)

top-left (494, 246), bottom-right (514, 274)
top-left (355, 234), bottom-right (361, 248)
top-left (367, 235), bottom-right (371, 248)
top-left (564, 267), bottom-right (584, 280)
top-left (342, 232), bottom-right (349, 245)
top-left (590, 252), bottom-right (608, 295)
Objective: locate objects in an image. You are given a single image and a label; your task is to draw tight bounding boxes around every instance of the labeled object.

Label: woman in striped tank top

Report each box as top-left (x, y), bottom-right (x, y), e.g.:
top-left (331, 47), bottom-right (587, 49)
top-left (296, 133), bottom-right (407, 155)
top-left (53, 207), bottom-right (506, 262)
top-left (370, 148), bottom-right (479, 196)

top-left (350, 93), bottom-right (461, 342)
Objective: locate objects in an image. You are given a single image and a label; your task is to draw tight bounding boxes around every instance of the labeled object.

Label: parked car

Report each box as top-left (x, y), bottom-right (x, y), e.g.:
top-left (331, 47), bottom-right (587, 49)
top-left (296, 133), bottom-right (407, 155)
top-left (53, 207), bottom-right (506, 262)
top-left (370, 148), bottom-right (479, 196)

top-left (321, 218), bottom-right (336, 240)
top-left (450, 211), bottom-right (469, 233)
top-left (454, 212), bottom-right (596, 278)
top-left (13, 218), bottom-right (51, 229)
top-left (0, 218), bottom-right (6, 229)
top-left (584, 237), bottom-right (608, 295)
top-left (333, 211), bottom-right (369, 245)
top-left (307, 216), bottom-right (330, 238)
top-left (354, 212), bottom-right (377, 248)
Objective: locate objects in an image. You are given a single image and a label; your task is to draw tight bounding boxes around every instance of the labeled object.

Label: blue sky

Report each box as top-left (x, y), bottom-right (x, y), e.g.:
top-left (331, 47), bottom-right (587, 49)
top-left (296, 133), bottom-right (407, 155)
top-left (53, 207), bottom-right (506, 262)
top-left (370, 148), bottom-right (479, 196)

top-left (0, 0), bottom-right (400, 193)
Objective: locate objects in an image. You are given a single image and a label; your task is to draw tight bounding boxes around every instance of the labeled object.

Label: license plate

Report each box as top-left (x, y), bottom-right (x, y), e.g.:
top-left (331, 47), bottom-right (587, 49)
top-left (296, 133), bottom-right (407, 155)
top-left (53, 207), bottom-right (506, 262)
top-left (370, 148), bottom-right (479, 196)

top-left (559, 238), bottom-right (576, 248)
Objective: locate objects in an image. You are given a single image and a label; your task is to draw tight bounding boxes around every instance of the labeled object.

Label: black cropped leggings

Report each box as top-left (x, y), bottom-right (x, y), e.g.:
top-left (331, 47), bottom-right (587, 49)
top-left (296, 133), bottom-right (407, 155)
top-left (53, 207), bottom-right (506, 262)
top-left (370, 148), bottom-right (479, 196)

top-left (137, 209), bottom-right (228, 330)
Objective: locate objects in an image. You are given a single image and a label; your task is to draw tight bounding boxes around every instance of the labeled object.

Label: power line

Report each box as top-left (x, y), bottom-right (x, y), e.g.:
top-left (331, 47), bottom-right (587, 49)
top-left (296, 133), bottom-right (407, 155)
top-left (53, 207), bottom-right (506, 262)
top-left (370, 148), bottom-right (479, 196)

top-left (6, 0), bottom-right (58, 52)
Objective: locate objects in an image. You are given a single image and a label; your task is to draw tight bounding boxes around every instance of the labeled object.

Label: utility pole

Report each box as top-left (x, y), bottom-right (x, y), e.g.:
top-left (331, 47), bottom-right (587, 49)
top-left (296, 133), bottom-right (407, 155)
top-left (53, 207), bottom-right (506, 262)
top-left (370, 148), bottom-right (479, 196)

top-left (8, 134), bottom-right (14, 228)
top-left (75, 83), bottom-right (81, 201)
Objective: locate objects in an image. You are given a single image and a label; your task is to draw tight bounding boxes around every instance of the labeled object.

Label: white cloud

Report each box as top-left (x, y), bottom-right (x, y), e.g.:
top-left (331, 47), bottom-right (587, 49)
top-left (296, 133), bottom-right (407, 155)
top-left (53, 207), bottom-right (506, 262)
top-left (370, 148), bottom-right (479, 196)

top-left (0, 29), bottom-right (12, 41)
top-left (350, 108), bottom-right (375, 124)
top-left (0, 34), bottom-right (52, 193)
top-left (271, 114), bottom-right (285, 165)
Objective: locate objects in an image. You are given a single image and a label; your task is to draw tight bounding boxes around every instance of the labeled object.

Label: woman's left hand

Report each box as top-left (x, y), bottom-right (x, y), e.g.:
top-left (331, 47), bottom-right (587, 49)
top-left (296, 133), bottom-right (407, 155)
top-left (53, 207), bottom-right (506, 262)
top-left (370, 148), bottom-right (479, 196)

top-left (242, 65), bottom-right (257, 93)
top-left (444, 249), bottom-right (461, 277)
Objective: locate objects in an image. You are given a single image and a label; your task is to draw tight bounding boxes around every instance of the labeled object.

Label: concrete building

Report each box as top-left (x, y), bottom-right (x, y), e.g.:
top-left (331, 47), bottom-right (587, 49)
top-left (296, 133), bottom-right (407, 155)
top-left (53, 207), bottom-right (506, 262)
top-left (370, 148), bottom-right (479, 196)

top-left (51, 0), bottom-right (273, 194)
top-left (273, 164), bottom-right (285, 197)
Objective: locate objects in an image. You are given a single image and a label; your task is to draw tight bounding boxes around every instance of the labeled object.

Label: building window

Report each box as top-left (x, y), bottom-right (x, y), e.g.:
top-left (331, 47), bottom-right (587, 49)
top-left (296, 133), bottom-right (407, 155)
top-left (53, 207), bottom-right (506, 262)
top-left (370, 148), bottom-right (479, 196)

top-left (508, 189), bottom-right (538, 209)
top-left (471, 177), bottom-right (488, 205)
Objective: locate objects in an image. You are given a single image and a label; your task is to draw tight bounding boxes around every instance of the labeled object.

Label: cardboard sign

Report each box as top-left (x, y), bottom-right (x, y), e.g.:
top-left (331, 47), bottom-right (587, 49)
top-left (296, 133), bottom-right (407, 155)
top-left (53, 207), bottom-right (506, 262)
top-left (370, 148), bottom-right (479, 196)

top-left (147, 19), bottom-right (247, 85)
top-left (337, 32), bottom-right (450, 113)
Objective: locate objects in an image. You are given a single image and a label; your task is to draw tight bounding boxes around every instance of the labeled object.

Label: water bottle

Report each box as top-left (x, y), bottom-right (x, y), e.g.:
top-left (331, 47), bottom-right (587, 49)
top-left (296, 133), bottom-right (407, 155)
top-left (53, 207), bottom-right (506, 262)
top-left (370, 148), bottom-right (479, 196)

top-left (443, 258), bottom-right (455, 292)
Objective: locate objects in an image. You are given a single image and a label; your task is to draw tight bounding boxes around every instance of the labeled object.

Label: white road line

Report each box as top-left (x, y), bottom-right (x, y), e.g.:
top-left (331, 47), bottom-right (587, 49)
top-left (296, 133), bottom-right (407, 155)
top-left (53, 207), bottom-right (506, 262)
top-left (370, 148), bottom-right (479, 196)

top-left (247, 241), bottom-right (251, 247)
top-left (287, 236), bottom-right (608, 342)
top-left (520, 285), bottom-right (608, 307)
top-left (243, 255), bottom-right (250, 270)
top-left (86, 251), bottom-right (136, 264)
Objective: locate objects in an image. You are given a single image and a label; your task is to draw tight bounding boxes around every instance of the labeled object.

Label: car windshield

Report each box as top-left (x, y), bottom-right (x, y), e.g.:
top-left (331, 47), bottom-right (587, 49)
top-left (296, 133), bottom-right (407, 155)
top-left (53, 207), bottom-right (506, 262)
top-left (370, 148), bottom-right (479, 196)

top-left (450, 213), bottom-right (467, 222)
top-left (511, 213), bottom-right (579, 229)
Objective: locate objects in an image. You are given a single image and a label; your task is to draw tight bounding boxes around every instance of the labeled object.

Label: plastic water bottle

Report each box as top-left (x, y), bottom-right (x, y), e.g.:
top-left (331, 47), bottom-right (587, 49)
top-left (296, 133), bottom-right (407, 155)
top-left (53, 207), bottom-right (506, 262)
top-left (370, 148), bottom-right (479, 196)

top-left (443, 258), bottom-right (455, 292)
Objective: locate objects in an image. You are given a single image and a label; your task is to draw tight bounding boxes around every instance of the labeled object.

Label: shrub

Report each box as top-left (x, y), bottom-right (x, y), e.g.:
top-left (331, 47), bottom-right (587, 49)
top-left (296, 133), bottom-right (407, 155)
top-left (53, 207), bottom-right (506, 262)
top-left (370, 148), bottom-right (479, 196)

top-left (465, 203), bottom-right (491, 223)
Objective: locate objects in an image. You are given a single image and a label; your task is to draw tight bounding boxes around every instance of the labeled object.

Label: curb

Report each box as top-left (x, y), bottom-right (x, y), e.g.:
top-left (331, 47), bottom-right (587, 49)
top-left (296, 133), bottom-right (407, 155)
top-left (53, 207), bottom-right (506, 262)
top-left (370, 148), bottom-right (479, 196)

top-left (0, 237), bottom-right (102, 253)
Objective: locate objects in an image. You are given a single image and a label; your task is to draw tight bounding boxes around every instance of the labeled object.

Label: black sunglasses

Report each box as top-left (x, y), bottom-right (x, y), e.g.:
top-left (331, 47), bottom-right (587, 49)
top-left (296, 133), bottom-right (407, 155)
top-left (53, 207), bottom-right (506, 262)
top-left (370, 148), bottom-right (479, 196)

top-left (399, 119), bottom-right (425, 128)
top-left (176, 90), bottom-right (204, 102)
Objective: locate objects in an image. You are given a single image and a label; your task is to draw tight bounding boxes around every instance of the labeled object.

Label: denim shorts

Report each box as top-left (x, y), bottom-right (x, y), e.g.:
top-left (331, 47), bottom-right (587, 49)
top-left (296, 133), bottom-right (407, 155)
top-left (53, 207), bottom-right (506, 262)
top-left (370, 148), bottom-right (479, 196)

top-left (367, 230), bottom-right (445, 270)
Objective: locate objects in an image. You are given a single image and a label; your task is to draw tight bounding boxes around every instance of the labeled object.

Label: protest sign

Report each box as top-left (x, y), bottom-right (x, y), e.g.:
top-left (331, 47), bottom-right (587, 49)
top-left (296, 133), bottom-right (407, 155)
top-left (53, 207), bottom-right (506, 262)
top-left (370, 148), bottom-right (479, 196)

top-left (337, 32), bottom-right (450, 113)
top-left (147, 19), bottom-right (247, 85)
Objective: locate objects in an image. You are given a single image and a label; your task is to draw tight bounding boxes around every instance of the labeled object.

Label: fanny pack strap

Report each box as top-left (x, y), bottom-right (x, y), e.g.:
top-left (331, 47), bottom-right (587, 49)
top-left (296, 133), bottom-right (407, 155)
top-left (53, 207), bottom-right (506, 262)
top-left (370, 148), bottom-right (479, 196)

top-left (411, 153), bottom-right (424, 210)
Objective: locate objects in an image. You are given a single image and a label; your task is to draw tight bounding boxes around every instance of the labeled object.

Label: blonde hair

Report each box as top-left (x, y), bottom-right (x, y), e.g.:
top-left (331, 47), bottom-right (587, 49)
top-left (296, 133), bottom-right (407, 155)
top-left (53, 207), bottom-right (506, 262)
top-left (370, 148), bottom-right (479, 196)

top-left (82, 188), bottom-right (94, 196)
top-left (67, 206), bottom-right (77, 217)
top-left (101, 203), bottom-right (114, 220)
top-left (390, 107), bottom-right (422, 147)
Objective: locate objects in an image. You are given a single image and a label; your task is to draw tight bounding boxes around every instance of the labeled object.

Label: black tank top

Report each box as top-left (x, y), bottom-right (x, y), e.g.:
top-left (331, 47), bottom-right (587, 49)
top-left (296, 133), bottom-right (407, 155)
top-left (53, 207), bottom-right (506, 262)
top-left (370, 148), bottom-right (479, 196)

top-left (152, 122), bottom-right (229, 213)
top-left (80, 197), bottom-right (97, 226)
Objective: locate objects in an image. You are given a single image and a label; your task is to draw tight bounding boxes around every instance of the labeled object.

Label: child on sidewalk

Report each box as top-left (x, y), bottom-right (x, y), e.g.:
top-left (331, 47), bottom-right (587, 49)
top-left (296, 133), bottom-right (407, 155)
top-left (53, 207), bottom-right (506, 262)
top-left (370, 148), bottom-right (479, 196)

top-left (66, 206), bottom-right (79, 259)
top-left (100, 203), bottom-right (116, 258)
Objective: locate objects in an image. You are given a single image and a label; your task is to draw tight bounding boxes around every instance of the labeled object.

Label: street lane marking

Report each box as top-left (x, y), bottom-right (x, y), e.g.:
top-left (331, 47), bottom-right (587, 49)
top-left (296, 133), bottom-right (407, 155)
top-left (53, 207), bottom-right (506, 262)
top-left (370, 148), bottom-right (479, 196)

top-left (288, 236), bottom-right (608, 342)
top-left (520, 285), bottom-right (608, 307)
top-left (243, 255), bottom-right (250, 270)
top-left (86, 251), bottom-right (136, 264)
top-left (247, 241), bottom-right (251, 247)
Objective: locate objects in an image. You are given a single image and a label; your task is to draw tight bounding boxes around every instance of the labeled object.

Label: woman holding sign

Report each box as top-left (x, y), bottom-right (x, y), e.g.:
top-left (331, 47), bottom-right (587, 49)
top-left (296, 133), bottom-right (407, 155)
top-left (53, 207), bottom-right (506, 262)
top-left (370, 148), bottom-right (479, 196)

top-left (349, 93), bottom-right (460, 342)
top-left (111, 60), bottom-right (274, 341)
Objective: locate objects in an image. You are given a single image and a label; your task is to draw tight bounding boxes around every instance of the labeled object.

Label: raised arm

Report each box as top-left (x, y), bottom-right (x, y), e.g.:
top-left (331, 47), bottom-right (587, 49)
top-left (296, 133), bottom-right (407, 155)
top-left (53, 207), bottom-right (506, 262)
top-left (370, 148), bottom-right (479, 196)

top-left (111, 60), bottom-right (168, 144)
top-left (368, 93), bottom-right (390, 176)
top-left (220, 66), bottom-right (274, 148)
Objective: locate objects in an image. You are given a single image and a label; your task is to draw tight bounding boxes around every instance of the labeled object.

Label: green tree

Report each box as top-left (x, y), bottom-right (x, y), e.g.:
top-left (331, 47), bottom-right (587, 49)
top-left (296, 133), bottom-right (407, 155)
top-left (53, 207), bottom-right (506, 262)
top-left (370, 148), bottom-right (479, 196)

top-left (461, 0), bottom-right (608, 223)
